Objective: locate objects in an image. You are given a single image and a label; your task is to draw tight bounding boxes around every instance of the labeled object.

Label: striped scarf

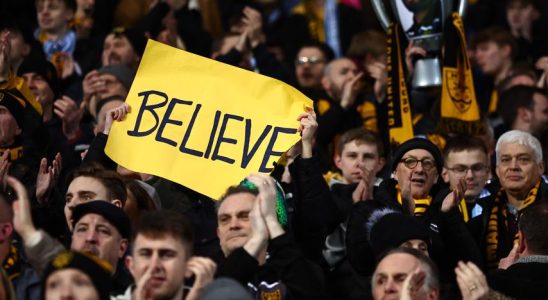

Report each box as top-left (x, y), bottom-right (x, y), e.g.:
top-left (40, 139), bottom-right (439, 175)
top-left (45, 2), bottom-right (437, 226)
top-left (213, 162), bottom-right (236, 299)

top-left (485, 180), bottom-right (541, 269)
top-left (396, 186), bottom-right (432, 216)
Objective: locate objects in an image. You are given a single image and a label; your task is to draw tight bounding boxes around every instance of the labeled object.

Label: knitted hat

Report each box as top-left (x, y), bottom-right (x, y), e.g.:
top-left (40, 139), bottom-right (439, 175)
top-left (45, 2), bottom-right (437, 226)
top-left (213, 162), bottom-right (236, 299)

top-left (72, 201), bottom-right (131, 239)
top-left (18, 57), bottom-right (60, 98)
top-left (390, 138), bottom-right (443, 173)
top-left (111, 27), bottom-right (147, 57)
top-left (42, 251), bottom-right (112, 300)
top-left (368, 209), bottom-right (430, 257)
top-left (97, 64), bottom-right (134, 91)
top-left (200, 278), bottom-right (253, 300)
top-left (0, 90), bottom-right (26, 129)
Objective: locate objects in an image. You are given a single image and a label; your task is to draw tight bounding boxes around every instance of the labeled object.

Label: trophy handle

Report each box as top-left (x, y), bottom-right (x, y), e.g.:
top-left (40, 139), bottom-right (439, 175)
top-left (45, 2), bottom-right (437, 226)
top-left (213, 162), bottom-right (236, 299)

top-left (370, 0), bottom-right (391, 31)
top-left (457, 0), bottom-right (467, 17)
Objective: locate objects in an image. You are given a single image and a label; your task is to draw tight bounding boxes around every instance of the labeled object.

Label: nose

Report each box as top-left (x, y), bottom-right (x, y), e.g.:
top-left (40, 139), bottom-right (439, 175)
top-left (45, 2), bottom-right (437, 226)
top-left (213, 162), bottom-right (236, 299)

top-left (85, 228), bottom-right (98, 242)
top-left (60, 282), bottom-right (74, 299)
top-left (465, 168), bottom-right (474, 178)
top-left (509, 158), bottom-right (520, 169)
top-left (228, 218), bottom-right (241, 230)
top-left (384, 277), bottom-right (398, 294)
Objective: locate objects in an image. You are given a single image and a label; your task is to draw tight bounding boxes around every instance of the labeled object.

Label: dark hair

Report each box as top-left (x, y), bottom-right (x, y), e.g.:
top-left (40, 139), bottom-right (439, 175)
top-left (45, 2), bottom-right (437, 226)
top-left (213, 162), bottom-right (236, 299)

top-left (66, 163), bottom-right (128, 205)
top-left (375, 247), bottom-right (440, 290)
top-left (337, 128), bottom-right (384, 157)
top-left (346, 30), bottom-right (386, 60)
top-left (506, 0), bottom-right (539, 10)
top-left (497, 66), bottom-right (538, 93)
top-left (442, 136), bottom-right (488, 162)
top-left (519, 202), bottom-right (548, 254)
top-left (498, 85), bottom-right (546, 126)
top-left (132, 210), bottom-right (194, 254)
top-left (470, 27), bottom-right (517, 60)
top-left (216, 185), bottom-right (258, 213)
top-left (297, 40), bottom-right (335, 63)
top-left (35, 0), bottom-right (77, 12)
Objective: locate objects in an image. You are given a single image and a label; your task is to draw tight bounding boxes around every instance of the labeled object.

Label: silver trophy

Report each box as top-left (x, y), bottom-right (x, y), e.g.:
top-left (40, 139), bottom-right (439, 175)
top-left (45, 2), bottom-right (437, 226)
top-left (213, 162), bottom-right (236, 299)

top-left (371, 0), bottom-right (467, 88)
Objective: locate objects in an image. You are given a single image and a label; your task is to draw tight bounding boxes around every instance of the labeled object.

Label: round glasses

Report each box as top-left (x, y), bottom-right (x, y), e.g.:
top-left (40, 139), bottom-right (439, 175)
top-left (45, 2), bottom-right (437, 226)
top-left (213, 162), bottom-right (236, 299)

top-left (400, 157), bottom-right (436, 171)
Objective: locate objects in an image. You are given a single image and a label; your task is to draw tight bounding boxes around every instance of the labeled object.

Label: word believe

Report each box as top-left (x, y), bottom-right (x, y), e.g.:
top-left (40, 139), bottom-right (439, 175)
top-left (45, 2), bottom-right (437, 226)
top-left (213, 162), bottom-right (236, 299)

top-left (127, 90), bottom-right (297, 172)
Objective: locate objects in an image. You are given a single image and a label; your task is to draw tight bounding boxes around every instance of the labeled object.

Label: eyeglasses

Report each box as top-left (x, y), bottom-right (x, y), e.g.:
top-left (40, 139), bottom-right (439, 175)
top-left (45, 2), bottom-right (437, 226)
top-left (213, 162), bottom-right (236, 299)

top-left (400, 157), bottom-right (436, 171)
top-left (295, 56), bottom-right (325, 65)
top-left (446, 164), bottom-right (488, 176)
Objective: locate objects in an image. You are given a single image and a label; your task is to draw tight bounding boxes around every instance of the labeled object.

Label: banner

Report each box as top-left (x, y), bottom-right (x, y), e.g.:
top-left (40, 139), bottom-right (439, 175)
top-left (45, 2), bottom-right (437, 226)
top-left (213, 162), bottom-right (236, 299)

top-left (105, 40), bottom-right (312, 199)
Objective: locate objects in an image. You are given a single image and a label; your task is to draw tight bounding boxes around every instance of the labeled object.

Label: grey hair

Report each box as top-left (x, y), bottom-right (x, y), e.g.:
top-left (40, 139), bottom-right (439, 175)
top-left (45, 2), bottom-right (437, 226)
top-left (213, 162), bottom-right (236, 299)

top-left (495, 130), bottom-right (543, 163)
top-left (366, 208), bottom-right (399, 240)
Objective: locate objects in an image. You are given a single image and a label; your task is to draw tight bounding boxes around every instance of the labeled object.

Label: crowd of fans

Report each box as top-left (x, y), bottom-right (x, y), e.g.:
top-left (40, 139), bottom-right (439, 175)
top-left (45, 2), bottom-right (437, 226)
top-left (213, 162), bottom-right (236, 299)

top-left (0, 0), bottom-right (548, 299)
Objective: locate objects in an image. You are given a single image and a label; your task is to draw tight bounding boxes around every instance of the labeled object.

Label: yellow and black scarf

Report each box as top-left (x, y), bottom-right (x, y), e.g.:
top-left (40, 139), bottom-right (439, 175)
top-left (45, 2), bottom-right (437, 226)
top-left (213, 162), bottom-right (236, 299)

top-left (386, 23), bottom-right (414, 149)
top-left (485, 180), bottom-right (541, 269)
top-left (396, 186), bottom-right (432, 217)
top-left (2, 244), bottom-right (21, 281)
top-left (439, 13), bottom-right (483, 135)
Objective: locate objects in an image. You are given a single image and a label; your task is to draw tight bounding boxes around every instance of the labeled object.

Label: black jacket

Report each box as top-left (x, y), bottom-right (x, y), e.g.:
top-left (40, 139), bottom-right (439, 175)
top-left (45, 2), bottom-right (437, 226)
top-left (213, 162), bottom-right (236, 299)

top-left (217, 233), bottom-right (326, 300)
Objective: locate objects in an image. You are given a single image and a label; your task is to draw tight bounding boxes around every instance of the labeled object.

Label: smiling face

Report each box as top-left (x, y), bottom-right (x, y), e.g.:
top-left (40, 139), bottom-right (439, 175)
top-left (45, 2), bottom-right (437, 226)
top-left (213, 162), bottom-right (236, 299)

top-left (393, 149), bottom-right (439, 198)
top-left (216, 192), bottom-right (255, 256)
top-left (36, 0), bottom-right (74, 35)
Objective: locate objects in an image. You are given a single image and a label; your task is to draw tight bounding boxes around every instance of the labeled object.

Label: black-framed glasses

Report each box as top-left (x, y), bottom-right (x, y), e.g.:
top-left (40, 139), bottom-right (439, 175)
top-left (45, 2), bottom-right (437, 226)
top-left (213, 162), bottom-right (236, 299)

top-left (295, 56), bottom-right (325, 65)
top-left (400, 157), bottom-right (436, 170)
top-left (446, 164), bottom-right (488, 176)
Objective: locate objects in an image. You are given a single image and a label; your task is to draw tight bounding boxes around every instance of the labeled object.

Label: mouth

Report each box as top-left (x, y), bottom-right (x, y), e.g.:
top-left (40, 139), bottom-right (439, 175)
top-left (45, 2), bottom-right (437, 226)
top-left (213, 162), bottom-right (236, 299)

top-left (411, 178), bottom-right (426, 185)
top-left (506, 175), bottom-right (523, 181)
top-left (149, 277), bottom-right (166, 287)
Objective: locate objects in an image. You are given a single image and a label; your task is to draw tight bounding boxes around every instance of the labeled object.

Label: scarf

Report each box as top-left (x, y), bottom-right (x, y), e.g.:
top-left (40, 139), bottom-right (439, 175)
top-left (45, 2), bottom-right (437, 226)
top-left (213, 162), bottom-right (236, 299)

top-left (396, 186), bottom-right (432, 217)
top-left (386, 22), bottom-right (414, 150)
top-left (2, 244), bottom-right (21, 281)
top-left (439, 13), bottom-right (483, 135)
top-left (485, 180), bottom-right (541, 269)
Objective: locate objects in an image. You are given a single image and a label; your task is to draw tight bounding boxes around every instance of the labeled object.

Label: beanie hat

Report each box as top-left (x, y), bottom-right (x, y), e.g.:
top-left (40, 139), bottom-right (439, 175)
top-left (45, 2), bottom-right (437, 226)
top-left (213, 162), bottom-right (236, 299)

top-left (367, 208), bottom-right (430, 257)
top-left (0, 91), bottom-right (26, 129)
top-left (97, 64), bottom-right (134, 91)
top-left (200, 278), bottom-right (253, 300)
top-left (72, 201), bottom-right (131, 239)
top-left (390, 138), bottom-right (443, 174)
top-left (18, 57), bottom-right (60, 98)
top-left (42, 251), bottom-right (112, 300)
top-left (111, 27), bottom-right (147, 57)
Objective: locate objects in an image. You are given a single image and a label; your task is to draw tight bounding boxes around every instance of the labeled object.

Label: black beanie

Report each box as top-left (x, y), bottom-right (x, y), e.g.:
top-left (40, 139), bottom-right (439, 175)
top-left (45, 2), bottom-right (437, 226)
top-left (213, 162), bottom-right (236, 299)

top-left (42, 251), bottom-right (112, 300)
top-left (112, 27), bottom-right (147, 57)
top-left (390, 138), bottom-right (443, 174)
top-left (18, 57), bottom-right (60, 99)
top-left (369, 211), bottom-right (430, 257)
top-left (0, 90), bottom-right (26, 129)
top-left (72, 201), bottom-right (131, 239)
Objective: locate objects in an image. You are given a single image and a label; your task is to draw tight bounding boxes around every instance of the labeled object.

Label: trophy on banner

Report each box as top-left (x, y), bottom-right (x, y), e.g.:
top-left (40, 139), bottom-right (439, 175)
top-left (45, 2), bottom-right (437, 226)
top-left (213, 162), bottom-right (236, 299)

top-left (371, 0), bottom-right (467, 88)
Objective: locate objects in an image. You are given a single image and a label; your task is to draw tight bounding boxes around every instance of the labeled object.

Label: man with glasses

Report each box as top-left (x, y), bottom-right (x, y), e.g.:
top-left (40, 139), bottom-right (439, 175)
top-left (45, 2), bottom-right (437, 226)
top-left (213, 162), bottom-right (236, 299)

top-left (294, 41), bottom-right (334, 99)
top-left (346, 137), bottom-right (482, 280)
top-left (442, 136), bottom-right (491, 222)
top-left (470, 130), bottom-right (548, 270)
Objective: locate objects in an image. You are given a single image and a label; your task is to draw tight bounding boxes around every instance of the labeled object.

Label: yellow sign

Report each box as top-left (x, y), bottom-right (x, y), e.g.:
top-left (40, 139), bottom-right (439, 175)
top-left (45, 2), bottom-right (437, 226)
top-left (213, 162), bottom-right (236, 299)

top-left (105, 40), bottom-right (311, 200)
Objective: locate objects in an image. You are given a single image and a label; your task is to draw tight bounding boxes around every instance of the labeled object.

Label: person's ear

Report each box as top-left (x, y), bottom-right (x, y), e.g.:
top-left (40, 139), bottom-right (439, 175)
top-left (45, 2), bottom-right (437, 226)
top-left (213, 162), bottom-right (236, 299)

top-left (119, 239), bottom-right (129, 258)
top-left (441, 167), bottom-right (450, 183)
top-left (111, 199), bottom-right (123, 208)
top-left (334, 154), bottom-right (342, 170)
top-left (0, 223), bottom-right (14, 243)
